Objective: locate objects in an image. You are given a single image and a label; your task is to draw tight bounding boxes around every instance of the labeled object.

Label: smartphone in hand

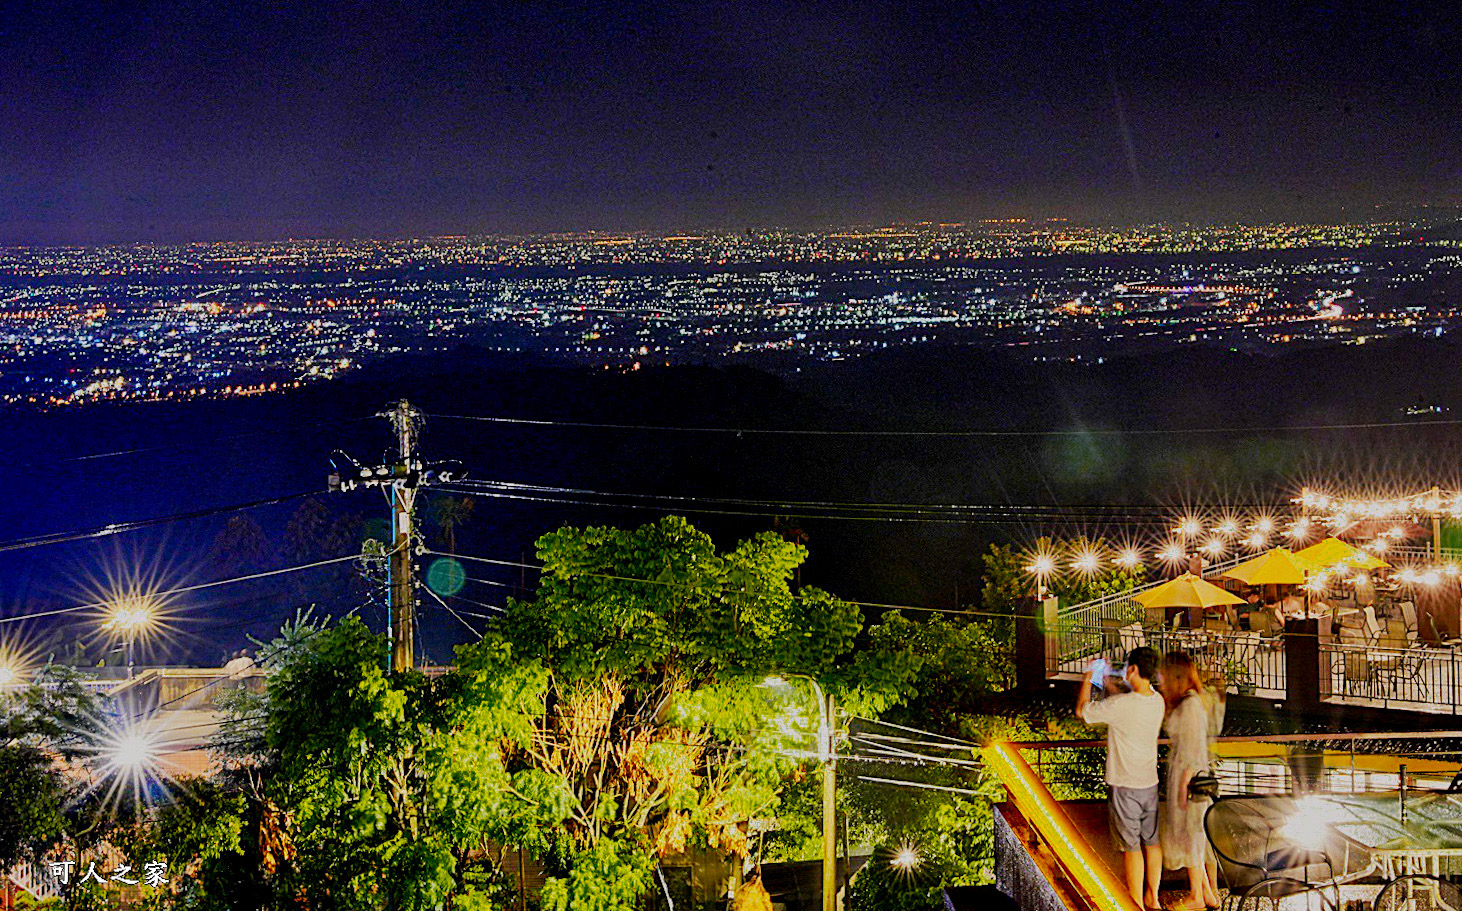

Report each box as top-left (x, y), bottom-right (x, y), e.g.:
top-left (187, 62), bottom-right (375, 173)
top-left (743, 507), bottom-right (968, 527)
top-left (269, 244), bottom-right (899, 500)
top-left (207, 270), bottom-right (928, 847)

top-left (1088, 657), bottom-right (1109, 695)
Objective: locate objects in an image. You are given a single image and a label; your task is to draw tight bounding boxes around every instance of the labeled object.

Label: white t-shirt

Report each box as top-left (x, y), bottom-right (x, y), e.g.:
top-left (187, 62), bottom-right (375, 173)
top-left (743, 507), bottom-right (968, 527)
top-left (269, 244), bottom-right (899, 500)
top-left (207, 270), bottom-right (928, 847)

top-left (1080, 688), bottom-right (1165, 789)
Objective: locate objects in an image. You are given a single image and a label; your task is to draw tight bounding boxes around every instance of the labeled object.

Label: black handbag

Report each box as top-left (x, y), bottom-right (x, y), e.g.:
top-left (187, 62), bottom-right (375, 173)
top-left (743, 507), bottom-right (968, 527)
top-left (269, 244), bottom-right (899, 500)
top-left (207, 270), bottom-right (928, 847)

top-left (1187, 772), bottom-right (1220, 800)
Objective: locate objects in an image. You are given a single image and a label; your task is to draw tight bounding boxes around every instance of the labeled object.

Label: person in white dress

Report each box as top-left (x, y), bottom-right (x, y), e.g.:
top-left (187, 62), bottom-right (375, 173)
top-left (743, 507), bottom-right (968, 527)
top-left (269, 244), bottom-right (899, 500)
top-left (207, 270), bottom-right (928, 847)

top-left (1160, 651), bottom-right (1222, 911)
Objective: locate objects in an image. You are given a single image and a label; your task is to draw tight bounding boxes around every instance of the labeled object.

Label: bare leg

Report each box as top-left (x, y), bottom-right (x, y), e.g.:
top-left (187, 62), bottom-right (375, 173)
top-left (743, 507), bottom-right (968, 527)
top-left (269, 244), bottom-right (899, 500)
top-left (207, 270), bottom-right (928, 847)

top-left (1203, 859), bottom-right (1221, 906)
top-left (1167, 866), bottom-right (1207, 910)
top-left (1143, 844), bottom-right (1163, 908)
top-left (1124, 850), bottom-right (1144, 907)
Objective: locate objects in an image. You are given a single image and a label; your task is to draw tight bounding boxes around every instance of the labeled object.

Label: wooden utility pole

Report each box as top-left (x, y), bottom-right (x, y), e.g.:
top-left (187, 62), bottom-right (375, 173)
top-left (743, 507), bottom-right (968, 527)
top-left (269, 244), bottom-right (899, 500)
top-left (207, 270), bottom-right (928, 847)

top-left (328, 400), bottom-right (464, 673)
top-left (821, 690), bottom-right (837, 911)
top-left (386, 400), bottom-right (421, 672)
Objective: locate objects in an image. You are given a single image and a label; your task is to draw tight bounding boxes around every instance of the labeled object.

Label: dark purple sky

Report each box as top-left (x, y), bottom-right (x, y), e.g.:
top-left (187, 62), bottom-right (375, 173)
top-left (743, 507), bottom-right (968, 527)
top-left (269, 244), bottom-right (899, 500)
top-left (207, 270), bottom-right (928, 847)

top-left (1, 0), bottom-right (1459, 242)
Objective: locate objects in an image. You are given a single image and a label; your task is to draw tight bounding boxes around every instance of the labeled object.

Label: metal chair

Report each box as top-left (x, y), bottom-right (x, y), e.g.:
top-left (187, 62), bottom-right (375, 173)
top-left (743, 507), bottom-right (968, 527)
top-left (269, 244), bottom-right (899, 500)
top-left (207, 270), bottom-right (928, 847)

top-left (1374, 874), bottom-right (1462, 911)
top-left (1427, 613), bottom-right (1462, 648)
top-left (1337, 627), bottom-right (1375, 697)
top-left (1119, 622), bottom-right (1146, 654)
top-left (1204, 797), bottom-right (1341, 911)
top-left (1400, 601), bottom-right (1420, 639)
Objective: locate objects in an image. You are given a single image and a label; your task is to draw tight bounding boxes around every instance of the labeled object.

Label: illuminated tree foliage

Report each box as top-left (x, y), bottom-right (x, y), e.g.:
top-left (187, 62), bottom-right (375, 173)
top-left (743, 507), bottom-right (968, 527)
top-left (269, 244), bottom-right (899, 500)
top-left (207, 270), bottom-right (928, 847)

top-left (172, 518), bottom-right (914, 911)
top-left (503, 516), bottom-right (916, 911)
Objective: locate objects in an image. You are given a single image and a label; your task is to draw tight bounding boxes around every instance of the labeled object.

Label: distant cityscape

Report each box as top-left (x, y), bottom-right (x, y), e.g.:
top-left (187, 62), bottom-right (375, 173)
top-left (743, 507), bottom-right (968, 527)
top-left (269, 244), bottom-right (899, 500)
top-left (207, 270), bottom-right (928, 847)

top-left (3, 218), bottom-right (1461, 407)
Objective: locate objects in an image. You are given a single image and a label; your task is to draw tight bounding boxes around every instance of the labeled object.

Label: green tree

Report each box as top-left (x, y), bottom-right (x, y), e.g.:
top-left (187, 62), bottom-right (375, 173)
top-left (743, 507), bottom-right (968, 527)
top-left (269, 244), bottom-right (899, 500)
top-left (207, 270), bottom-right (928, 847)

top-left (499, 516), bottom-right (917, 911)
top-left (868, 613), bottom-right (1014, 738)
top-left (201, 614), bottom-right (564, 910)
top-left (0, 664), bottom-right (126, 911)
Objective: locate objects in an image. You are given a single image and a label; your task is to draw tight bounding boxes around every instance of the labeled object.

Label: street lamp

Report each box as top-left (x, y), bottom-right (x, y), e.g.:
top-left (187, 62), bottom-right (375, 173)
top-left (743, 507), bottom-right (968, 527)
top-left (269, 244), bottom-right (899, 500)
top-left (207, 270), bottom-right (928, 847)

top-left (106, 599), bottom-right (154, 679)
top-left (765, 674), bottom-right (837, 911)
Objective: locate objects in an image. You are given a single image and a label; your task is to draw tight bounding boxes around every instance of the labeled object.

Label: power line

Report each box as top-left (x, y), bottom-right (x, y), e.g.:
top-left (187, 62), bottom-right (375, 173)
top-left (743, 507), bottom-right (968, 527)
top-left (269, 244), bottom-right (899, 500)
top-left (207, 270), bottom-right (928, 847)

top-left (448, 479), bottom-right (1214, 516)
top-left (429, 411), bottom-right (1462, 438)
top-left (0, 490), bottom-right (319, 555)
top-left (0, 554), bottom-right (361, 625)
top-left (20, 415), bottom-right (377, 470)
top-left (437, 484), bottom-right (1190, 527)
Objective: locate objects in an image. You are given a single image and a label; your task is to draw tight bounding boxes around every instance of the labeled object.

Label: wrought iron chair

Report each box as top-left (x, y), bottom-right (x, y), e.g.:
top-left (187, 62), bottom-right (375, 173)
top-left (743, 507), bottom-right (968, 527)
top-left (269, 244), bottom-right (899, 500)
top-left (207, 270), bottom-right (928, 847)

top-left (1374, 874), bottom-right (1462, 911)
top-left (1204, 796), bottom-right (1341, 911)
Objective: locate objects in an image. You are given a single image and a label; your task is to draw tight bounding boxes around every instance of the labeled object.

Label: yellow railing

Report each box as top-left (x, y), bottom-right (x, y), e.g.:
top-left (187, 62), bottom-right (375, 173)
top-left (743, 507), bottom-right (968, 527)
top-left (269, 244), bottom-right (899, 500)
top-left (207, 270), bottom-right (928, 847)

top-left (983, 741), bottom-right (1141, 911)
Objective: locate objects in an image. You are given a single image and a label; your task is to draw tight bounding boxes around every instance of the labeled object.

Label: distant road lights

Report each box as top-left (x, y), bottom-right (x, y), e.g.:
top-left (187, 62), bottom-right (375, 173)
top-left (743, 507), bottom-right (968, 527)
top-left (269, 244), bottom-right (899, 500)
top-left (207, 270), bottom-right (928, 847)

top-left (1177, 517), bottom-right (1203, 538)
top-left (1216, 519), bottom-right (1239, 537)
top-left (1116, 549), bottom-right (1141, 570)
top-left (1200, 538), bottom-right (1226, 558)
top-left (1071, 551), bottom-right (1100, 575)
top-left (1253, 516), bottom-right (1276, 535)
top-left (1245, 533), bottom-right (1267, 551)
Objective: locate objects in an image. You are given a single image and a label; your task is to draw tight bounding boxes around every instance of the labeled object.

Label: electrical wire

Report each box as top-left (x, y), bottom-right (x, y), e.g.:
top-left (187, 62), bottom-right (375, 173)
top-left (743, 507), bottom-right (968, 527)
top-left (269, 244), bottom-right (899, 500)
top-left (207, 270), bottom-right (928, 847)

top-left (19, 415), bottom-right (377, 470)
top-left (0, 554), bottom-right (361, 625)
top-left (0, 490), bottom-right (320, 555)
top-left (437, 483), bottom-right (1229, 528)
top-left (429, 412), bottom-right (1462, 438)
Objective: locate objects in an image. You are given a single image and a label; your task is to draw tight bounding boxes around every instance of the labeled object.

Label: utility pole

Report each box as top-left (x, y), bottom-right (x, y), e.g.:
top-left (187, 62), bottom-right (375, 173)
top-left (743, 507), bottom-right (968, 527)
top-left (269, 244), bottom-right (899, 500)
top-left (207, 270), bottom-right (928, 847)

top-left (386, 400), bottom-right (420, 672)
top-left (328, 400), bottom-right (463, 673)
top-left (820, 690), bottom-right (837, 911)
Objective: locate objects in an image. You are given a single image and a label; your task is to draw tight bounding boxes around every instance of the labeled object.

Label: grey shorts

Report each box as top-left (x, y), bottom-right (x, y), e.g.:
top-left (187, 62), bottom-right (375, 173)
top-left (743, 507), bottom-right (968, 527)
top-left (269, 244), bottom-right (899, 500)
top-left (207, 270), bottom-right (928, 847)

top-left (1109, 785), bottom-right (1159, 852)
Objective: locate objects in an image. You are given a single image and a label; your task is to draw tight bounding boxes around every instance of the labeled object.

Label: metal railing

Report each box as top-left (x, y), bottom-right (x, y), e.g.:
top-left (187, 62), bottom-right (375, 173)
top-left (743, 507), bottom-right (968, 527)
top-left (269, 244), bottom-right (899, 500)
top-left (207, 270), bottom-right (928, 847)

top-left (1322, 640), bottom-right (1462, 714)
top-left (8, 859), bottom-right (60, 900)
top-left (1052, 622), bottom-right (1285, 698)
top-left (1055, 553), bottom-right (1248, 630)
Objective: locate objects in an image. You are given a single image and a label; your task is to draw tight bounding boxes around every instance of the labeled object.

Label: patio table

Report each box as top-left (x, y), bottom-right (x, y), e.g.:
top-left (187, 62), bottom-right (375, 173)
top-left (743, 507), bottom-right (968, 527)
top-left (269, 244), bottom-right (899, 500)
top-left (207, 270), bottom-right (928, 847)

top-left (1325, 792), bottom-right (1462, 879)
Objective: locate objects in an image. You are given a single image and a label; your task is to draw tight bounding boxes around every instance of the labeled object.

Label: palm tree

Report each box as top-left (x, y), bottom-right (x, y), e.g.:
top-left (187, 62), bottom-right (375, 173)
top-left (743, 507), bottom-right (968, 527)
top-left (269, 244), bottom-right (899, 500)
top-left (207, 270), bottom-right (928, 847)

top-left (428, 496), bottom-right (475, 555)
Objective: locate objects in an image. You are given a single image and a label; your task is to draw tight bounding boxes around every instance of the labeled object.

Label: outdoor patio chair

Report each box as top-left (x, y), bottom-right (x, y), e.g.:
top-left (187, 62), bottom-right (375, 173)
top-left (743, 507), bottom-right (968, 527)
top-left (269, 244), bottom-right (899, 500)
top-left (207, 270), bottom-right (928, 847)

top-left (1400, 601), bottom-right (1419, 637)
top-left (1338, 628), bottom-right (1376, 696)
top-left (1374, 874), bottom-right (1462, 911)
top-left (1204, 796), bottom-right (1341, 911)
top-left (1381, 646), bottom-right (1430, 701)
top-left (1232, 875), bottom-right (1340, 911)
top-left (1248, 611), bottom-right (1283, 649)
top-left (1382, 618), bottom-right (1411, 649)
top-left (1100, 617), bottom-right (1124, 658)
top-left (1119, 622), bottom-right (1146, 654)
top-left (1231, 632), bottom-right (1259, 670)
top-left (1364, 606), bottom-right (1383, 641)
top-left (1426, 614), bottom-right (1462, 648)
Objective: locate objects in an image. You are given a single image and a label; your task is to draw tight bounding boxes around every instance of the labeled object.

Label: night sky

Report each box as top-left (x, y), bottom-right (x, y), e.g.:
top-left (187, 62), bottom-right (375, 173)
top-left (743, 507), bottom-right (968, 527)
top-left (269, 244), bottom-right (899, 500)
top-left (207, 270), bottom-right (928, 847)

top-left (1, 0), bottom-right (1459, 242)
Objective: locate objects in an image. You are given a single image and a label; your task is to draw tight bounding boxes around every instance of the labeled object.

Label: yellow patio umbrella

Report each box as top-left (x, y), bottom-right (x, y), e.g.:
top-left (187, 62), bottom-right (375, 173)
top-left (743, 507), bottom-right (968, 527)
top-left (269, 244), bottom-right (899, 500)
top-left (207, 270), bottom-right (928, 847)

top-left (1219, 547), bottom-right (1320, 586)
top-left (1133, 572), bottom-right (1246, 609)
top-left (1294, 537), bottom-right (1390, 572)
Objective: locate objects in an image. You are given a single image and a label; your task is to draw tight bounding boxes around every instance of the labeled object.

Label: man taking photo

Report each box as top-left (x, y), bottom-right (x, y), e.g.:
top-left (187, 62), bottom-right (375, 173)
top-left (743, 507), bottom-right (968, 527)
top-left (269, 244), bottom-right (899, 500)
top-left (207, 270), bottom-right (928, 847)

top-left (1076, 646), bottom-right (1165, 910)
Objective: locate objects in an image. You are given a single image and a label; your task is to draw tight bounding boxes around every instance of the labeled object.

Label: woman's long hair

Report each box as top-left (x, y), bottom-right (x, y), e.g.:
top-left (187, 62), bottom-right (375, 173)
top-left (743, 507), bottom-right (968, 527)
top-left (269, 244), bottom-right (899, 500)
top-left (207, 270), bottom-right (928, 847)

top-left (1162, 650), bottom-right (1204, 711)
